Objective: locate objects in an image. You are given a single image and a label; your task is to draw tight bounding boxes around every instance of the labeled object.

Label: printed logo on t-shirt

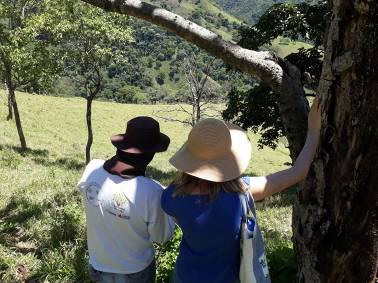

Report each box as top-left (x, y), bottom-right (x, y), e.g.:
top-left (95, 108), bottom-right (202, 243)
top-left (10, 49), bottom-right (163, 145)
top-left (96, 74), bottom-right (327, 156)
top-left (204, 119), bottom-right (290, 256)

top-left (103, 192), bottom-right (131, 220)
top-left (80, 182), bottom-right (101, 207)
top-left (79, 182), bottom-right (131, 220)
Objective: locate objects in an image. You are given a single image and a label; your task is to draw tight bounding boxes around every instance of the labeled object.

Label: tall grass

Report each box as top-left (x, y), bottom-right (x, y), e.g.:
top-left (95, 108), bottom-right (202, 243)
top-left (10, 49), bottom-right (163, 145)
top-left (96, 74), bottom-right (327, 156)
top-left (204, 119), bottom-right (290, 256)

top-left (0, 90), bottom-right (294, 282)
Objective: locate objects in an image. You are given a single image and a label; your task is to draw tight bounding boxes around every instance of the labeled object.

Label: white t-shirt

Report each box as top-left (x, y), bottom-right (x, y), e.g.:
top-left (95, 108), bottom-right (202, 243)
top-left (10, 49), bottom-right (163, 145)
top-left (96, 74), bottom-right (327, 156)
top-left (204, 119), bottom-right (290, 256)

top-left (78, 159), bottom-right (175, 274)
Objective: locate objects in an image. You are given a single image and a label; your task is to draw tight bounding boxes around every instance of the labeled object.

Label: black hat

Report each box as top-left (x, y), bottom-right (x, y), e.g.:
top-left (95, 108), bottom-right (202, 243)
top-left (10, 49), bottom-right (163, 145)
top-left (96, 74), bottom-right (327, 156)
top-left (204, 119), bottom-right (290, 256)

top-left (111, 116), bottom-right (170, 153)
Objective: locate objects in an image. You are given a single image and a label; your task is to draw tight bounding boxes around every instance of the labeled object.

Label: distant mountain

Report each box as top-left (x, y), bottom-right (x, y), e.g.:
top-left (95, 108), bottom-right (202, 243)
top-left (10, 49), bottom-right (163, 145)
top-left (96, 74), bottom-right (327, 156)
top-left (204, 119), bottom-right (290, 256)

top-left (214, 0), bottom-right (313, 23)
top-left (53, 0), bottom-right (310, 103)
top-left (54, 0), bottom-right (252, 102)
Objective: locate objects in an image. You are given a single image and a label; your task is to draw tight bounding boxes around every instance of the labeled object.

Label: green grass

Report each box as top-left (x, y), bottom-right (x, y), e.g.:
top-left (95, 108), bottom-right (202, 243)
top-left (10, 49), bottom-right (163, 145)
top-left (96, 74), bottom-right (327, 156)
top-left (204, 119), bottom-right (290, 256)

top-left (0, 90), bottom-right (294, 282)
top-left (269, 37), bottom-right (313, 58)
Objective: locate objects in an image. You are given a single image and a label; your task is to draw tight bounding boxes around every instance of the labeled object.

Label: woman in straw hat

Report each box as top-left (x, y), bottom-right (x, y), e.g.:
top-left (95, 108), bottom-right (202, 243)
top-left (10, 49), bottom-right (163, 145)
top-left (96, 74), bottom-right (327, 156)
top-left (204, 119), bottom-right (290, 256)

top-left (161, 98), bottom-right (321, 283)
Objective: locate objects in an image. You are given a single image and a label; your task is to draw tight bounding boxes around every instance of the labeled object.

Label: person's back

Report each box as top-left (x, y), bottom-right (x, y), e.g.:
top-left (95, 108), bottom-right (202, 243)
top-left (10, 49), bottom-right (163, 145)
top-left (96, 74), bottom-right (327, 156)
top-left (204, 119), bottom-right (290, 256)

top-left (162, 98), bottom-right (321, 283)
top-left (162, 184), bottom-right (243, 283)
top-left (78, 116), bottom-right (174, 282)
top-left (79, 159), bottom-right (174, 273)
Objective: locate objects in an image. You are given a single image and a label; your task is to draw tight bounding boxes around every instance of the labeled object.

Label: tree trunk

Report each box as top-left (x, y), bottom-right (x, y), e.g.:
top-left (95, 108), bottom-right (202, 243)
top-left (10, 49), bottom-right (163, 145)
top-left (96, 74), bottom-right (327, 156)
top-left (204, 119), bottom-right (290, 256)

top-left (191, 101), bottom-right (196, 127)
top-left (279, 69), bottom-right (309, 160)
top-left (6, 83), bottom-right (13, 120)
top-left (196, 100), bottom-right (200, 124)
top-left (85, 97), bottom-right (93, 164)
top-left (11, 88), bottom-right (27, 150)
top-left (4, 65), bottom-right (27, 150)
top-left (293, 0), bottom-right (378, 281)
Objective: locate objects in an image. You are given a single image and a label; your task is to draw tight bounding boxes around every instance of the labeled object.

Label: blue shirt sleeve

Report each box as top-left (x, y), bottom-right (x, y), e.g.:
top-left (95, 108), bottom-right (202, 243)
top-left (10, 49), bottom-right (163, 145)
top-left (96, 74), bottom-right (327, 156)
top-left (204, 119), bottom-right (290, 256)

top-left (161, 185), bottom-right (176, 217)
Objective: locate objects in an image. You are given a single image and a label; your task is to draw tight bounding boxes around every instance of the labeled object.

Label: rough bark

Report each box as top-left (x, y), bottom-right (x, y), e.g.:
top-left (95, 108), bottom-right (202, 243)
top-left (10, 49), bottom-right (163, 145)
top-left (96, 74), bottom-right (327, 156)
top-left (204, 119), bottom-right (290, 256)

top-left (80, 0), bottom-right (309, 159)
top-left (279, 67), bottom-right (309, 160)
top-left (85, 96), bottom-right (93, 164)
top-left (293, 0), bottom-right (378, 281)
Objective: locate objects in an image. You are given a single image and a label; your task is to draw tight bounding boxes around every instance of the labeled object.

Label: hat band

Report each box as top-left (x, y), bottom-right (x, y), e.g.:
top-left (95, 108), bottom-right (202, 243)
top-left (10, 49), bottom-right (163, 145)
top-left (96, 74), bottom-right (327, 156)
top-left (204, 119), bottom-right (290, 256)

top-left (124, 133), bottom-right (160, 147)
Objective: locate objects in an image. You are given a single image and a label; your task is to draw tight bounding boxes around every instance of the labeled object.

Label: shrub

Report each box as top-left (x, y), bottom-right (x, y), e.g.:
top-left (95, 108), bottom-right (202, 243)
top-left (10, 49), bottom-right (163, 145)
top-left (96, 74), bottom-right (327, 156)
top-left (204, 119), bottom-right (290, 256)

top-left (155, 228), bottom-right (182, 282)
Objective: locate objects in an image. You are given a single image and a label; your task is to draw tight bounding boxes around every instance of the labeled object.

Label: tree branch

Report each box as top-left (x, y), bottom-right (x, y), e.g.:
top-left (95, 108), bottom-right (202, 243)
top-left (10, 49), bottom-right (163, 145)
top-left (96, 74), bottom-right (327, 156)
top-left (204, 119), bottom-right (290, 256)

top-left (80, 0), bottom-right (284, 90)
top-left (177, 104), bottom-right (192, 116)
top-left (152, 109), bottom-right (193, 126)
top-left (80, 0), bottom-right (310, 160)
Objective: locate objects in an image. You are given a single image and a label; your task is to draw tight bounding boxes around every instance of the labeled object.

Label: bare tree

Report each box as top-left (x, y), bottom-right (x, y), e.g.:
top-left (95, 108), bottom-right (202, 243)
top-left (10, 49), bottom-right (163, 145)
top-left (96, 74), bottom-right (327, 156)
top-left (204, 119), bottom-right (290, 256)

top-left (81, 0), bottom-right (309, 161)
top-left (154, 55), bottom-right (221, 126)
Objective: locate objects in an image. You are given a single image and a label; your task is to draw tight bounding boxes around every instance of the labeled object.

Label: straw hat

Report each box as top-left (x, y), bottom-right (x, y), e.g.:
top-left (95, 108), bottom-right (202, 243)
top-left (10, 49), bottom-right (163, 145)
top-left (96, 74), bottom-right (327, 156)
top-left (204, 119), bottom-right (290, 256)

top-left (169, 118), bottom-right (251, 182)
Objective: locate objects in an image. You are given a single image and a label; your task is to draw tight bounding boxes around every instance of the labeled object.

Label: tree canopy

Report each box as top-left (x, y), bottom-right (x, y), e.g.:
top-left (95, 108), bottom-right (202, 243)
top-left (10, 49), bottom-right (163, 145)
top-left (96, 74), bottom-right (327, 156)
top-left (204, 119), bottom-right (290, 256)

top-left (223, 1), bottom-right (329, 149)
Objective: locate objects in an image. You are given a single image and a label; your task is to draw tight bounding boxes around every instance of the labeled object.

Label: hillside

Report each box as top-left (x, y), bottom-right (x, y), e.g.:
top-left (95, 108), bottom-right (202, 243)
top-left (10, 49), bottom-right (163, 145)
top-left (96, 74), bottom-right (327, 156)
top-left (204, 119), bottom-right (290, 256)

top-left (52, 0), bottom-right (313, 104)
top-left (53, 0), bottom-right (251, 103)
top-left (214, 0), bottom-right (316, 23)
top-left (149, 0), bottom-right (242, 40)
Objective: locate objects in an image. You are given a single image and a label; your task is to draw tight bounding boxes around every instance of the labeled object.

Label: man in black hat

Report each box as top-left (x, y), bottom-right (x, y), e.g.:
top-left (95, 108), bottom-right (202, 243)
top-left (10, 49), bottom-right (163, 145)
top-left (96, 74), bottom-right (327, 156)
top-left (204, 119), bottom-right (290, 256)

top-left (78, 116), bottom-right (174, 283)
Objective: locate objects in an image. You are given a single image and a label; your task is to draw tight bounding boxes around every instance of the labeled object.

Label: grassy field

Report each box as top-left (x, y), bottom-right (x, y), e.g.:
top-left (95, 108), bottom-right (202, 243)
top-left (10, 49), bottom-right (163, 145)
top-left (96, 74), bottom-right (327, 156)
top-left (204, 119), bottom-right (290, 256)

top-left (0, 90), bottom-right (295, 282)
top-left (269, 37), bottom-right (313, 58)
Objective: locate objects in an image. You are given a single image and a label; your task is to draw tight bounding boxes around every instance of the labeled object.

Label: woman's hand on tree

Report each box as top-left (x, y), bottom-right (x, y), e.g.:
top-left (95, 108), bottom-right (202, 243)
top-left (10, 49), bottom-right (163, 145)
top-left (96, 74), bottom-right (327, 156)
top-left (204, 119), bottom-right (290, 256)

top-left (308, 96), bottom-right (321, 136)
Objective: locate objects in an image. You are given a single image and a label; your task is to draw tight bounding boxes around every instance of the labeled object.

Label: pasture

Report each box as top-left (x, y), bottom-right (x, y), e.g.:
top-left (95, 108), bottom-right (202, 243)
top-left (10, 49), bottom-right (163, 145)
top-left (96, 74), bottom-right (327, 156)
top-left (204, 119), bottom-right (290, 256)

top-left (0, 90), bottom-right (294, 282)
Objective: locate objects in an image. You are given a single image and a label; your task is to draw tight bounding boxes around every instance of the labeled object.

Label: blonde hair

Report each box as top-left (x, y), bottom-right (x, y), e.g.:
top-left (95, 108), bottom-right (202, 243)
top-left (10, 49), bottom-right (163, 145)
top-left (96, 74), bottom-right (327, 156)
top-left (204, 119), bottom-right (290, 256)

top-left (172, 172), bottom-right (246, 201)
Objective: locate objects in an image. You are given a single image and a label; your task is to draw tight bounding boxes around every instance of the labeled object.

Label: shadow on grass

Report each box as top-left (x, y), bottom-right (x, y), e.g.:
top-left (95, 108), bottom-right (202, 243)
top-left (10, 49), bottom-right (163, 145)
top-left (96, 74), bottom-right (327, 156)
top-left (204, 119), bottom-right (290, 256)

top-left (32, 156), bottom-right (85, 170)
top-left (0, 195), bottom-right (48, 249)
top-left (0, 195), bottom-right (45, 232)
top-left (0, 144), bottom-right (49, 157)
top-left (265, 230), bottom-right (297, 283)
top-left (146, 166), bottom-right (176, 186)
top-left (0, 190), bottom-right (83, 249)
top-left (73, 236), bottom-right (90, 282)
top-left (30, 237), bottom-right (90, 283)
top-left (256, 187), bottom-right (297, 209)
top-left (0, 143), bottom-right (84, 171)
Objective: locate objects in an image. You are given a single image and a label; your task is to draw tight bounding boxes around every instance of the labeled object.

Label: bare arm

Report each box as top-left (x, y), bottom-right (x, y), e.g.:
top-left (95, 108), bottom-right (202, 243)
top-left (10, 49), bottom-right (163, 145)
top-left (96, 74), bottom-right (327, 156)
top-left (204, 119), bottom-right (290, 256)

top-left (250, 98), bottom-right (321, 201)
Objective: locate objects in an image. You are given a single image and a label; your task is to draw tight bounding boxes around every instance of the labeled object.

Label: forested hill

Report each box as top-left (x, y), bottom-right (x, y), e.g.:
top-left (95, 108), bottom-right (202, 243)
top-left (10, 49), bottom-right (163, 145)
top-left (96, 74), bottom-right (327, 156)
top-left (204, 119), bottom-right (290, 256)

top-left (55, 0), bottom-right (251, 103)
top-left (148, 0), bottom-right (242, 40)
top-left (214, 0), bottom-right (315, 23)
top-left (53, 0), bottom-right (310, 104)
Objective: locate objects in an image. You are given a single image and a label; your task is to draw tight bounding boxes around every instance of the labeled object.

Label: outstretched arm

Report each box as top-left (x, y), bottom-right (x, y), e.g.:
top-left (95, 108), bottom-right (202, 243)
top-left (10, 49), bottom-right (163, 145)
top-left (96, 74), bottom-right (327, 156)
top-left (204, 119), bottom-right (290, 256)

top-left (249, 97), bottom-right (321, 201)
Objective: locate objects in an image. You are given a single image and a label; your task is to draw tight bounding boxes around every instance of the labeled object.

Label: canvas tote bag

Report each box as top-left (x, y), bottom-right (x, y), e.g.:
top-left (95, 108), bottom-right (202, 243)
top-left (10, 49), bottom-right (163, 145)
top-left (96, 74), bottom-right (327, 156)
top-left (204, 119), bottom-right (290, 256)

top-left (239, 184), bottom-right (271, 283)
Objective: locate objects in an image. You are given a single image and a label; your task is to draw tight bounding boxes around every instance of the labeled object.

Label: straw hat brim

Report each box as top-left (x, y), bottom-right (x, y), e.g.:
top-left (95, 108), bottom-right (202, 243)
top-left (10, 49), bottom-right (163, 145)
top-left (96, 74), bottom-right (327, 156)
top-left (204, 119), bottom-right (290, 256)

top-left (169, 124), bottom-right (251, 182)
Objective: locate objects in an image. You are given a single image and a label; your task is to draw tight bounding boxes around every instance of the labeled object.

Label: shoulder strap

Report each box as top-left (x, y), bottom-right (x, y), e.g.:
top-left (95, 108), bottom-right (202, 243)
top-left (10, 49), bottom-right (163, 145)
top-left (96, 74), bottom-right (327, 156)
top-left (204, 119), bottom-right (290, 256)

top-left (241, 176), bottom-right (258, 219)
top-left (241, 176), bottom-right (256, 217)
top-left (245, 191), bottom-right (257, 219)
top-left (239, 193), bottom-right (247, 222)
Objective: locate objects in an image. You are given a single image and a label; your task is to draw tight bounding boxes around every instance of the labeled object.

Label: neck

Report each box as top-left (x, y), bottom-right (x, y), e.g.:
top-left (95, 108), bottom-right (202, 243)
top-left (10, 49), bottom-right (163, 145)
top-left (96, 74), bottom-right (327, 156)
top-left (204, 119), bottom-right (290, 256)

top-left (103, 150), bottom-right (154, 178)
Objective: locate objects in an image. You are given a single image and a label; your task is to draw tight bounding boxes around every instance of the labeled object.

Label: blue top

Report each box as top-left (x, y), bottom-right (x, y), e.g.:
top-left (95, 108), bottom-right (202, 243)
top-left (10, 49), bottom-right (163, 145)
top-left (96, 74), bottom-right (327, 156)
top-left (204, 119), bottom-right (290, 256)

top-left (161, 184), bottom-right (244, 283)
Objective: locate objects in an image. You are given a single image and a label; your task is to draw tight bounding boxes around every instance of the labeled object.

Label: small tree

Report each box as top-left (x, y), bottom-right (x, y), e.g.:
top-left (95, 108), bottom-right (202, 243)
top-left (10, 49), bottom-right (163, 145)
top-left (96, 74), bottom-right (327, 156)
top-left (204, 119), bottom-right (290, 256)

top-left (44, 0), bottom-right (132, 163)
top-left (0, 0), bottom-right (61, 150)
top-left (154, 54), bottom-right (222, 126)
